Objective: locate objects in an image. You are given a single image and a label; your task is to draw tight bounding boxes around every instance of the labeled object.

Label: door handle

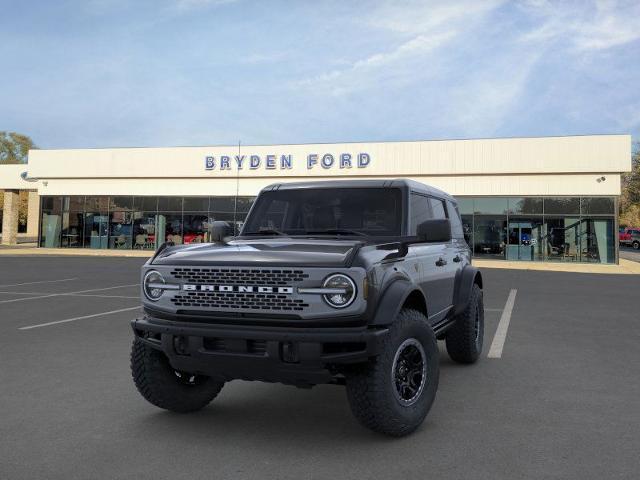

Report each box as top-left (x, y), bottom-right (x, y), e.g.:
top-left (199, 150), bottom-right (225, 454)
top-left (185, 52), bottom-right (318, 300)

top-left (435, 258), bottom-right (447, 267)
top-left (453, 255), bottom-right (461, 263)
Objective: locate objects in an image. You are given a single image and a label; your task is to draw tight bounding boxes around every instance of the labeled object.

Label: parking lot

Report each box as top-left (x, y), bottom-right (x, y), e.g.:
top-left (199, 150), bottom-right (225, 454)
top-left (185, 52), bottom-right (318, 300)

top-left (0, 255), bottom-right (639, 480)
top-left (621, 245), bottom-right (640, 263)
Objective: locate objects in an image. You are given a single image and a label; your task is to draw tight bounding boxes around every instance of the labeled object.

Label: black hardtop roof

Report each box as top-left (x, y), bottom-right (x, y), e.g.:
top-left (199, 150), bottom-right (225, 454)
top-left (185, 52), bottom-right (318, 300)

top-left (262, 179), bottom-right (456, 202)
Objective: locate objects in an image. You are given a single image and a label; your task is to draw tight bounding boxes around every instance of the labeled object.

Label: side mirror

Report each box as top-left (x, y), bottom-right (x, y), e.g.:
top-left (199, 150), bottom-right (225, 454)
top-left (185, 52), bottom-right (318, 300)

top-left (417, 219), bottom-right (451, 243)
top-left (210, 221), bottom-right (232, 243)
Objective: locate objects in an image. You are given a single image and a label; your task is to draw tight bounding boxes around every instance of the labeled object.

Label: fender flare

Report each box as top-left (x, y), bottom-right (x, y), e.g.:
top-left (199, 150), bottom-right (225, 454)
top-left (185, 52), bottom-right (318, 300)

top-left (453, 265), bottom-right (483, 316)
top-left (370, 279), bottom-right (426, 326)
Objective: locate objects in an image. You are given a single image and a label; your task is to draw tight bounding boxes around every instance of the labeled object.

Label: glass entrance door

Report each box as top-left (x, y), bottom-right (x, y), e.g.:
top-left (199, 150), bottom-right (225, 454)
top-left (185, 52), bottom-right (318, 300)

top-left (507, 220), bottom-right (542, 261)
top-left (85, 213), bottom-right (109, 249)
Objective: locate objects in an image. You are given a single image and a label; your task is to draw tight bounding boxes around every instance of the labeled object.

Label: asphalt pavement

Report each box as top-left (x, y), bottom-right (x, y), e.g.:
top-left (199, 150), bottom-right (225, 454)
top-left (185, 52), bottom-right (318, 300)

top-left (0, 256), bottom-right (638, 480)
top-left (620, 245), bottom-right (640, 263)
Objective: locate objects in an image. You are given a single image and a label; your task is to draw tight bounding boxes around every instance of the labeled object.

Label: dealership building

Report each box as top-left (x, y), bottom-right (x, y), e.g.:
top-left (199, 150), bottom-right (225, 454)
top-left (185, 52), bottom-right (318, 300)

top-left (0, 134), bottom-right (631, 264)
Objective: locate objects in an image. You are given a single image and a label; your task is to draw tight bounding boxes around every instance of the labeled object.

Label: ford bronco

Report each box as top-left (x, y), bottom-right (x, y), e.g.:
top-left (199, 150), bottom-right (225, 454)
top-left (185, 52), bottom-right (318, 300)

top-left (130, 179), bottom-right (484, 436)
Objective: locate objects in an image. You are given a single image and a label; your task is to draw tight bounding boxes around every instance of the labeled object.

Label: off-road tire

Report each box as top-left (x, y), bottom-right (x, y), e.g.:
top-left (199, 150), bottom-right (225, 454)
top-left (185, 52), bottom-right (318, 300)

top-left (131, 338), bottom-right (224, 413)
top-left (445, 283), bottom-right (484, 364)
top-left (345, 309), bottom-right (439, 437)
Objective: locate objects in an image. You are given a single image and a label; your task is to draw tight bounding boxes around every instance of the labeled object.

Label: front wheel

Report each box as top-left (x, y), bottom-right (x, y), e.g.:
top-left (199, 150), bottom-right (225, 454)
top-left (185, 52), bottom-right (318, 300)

top-left (131, 339), bottom-right (225, 413)
top-left (633, 241), bottom-right (640, 250)
top-left (345, 309), bottom-right (439, 436)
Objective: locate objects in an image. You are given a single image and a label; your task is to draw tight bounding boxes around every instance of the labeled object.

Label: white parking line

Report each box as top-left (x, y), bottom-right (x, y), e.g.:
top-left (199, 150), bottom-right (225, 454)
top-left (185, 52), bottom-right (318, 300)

top-left (19, 306), bottom-right (142, 330)
top-left (65, 294), bottom-right (140, 299)
top-left (0, 291), bottom-right (46, 296)
top-left (0, 291), bottom-right (138, 299)
top-left (0, 278), bottom-right (78, 288)
top-left (0, 284), bottom-right (139, 304)
top-left (488, 289), bottom-right (517, 359)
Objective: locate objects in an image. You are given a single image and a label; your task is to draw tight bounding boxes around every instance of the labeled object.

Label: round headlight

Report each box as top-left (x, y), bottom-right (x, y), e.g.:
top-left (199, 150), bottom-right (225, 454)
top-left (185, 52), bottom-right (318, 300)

top-left (143, 270), bottom-right (165, 301)
top-left (322, 274), bottom-right (356, 308)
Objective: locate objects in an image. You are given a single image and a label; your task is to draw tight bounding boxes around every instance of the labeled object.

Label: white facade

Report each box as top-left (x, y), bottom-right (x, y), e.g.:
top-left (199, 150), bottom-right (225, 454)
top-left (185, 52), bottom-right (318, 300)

top-left (4, 134), bottom-right (630, 197)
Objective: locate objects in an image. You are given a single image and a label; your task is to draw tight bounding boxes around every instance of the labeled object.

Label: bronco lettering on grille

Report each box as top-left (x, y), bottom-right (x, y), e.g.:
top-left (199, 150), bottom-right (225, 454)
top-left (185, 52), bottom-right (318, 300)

top-left (182, 284), bottom-right (294, 294)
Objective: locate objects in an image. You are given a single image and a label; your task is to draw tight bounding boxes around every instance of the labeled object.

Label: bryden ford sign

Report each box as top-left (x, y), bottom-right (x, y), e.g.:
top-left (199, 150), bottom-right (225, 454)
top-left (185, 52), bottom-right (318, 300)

top-left (205, 153), bottom-right (371, 171)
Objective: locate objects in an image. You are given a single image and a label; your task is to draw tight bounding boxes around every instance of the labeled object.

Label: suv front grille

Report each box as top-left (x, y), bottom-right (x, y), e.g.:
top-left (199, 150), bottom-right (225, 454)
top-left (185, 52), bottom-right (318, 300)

top-left (170, 291), bottom-right (309, 311)
top-left (170, 268), bottom-right (309, 285)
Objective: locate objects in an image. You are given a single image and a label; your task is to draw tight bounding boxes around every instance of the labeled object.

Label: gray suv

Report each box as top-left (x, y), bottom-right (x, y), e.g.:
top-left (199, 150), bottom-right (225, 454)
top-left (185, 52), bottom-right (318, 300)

top-left (131, 179), bottom-right (484, 436)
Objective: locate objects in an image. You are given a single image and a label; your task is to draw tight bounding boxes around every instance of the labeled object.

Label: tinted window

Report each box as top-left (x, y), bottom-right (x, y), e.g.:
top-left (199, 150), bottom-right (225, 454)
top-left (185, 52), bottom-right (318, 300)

top-left (544, 197), bottom-right (580, 215)
top-left (110, 196), bottom-right (133, 211)
top-left (183, 197), bottom-right (209, 212)
top-left (209, 197), bottom-right (237, 213)
top-left (508, 197), bottom-right (542, 215)
top-left (243, 188), bottom-right (403, 236)
top-left (456, 197), bottom-right (473, 215)
top-left (158, 197), bottom-right (183, 212)
top-left (430, 198), bottom-right (447, 220)
top-left (474, 198), bottom-right (508, 215)
top-left (580, 197), bottom-right (614, 215)
top-left (447, 200), bottom-right (465, 240)
top-left (84, 196), bottom-right (109, 213)
top-left (410, 194), bottom-right (432, 235)
top-left (134, 196), bottom-right (158, 211)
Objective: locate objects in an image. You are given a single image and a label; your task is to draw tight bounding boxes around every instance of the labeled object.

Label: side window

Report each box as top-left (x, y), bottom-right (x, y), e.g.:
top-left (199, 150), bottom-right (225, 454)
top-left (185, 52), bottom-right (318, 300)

top-left (429, 198), bottom-right (447, 220)
top-left (447, 200), bottom-right (465, 240)
top-left (410, 193), bottom-right (432, 235)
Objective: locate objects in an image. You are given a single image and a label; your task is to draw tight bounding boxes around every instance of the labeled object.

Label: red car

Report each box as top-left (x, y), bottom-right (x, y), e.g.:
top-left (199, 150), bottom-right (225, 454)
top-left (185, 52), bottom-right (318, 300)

top-left (620, 227), bottom-right (640, 249)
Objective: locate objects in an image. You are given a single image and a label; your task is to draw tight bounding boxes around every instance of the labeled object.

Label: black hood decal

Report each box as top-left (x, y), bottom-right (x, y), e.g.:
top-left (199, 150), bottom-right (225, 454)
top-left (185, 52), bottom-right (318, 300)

top-left (151, 238), bottom-right (363, 268)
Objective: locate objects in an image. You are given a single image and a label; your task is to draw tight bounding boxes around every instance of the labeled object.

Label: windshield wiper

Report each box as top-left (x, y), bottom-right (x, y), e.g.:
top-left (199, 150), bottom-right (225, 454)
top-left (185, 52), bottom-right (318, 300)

top-left (244, 228), bottom-right (286, 236)
top-left (306, 229), bottom-right (367, 237)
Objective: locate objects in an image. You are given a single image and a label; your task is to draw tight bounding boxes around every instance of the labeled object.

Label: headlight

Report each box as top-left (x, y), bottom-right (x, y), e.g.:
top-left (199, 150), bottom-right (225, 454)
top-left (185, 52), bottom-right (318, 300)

top-left (322, 274), bottom-right (356, 308)
top-left (143, 270), bottom-right (165, 301)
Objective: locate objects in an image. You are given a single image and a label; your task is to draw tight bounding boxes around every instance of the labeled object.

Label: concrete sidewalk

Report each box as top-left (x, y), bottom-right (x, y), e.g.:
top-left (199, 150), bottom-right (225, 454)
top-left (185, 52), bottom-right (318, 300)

top-left (0, 246), bottom-right (638, 274)
top-left (473, 258), bottom-right (640, 275)
top-left (0, 246), bottom-right (153, 258)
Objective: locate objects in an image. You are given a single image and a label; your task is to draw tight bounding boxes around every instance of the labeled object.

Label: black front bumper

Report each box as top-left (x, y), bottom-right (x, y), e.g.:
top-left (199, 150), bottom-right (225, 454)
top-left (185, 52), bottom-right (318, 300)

top-left (131, 316), bottom-right (388, 386)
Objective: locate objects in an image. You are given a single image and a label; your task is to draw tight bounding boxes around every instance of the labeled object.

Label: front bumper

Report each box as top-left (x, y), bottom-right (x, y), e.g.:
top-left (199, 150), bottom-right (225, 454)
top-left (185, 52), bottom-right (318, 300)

top-left (131, 316), bottom-right (388, 386)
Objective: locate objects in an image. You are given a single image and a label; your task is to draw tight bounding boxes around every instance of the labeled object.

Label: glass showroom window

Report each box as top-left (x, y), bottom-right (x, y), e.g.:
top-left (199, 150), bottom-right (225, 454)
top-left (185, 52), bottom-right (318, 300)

top-left (473, 216), bottom-right (507, 259)
top-left (132, 212), bottom-right (157, 250)
top-left (84, 196), bottom-right (109, 249)
top-left (61, 196), bottom-right (84, 248)
top-left (40, 196), bottom-right (63, 247)
top-left (156, 213), bottom-right (183, 245)
top-left (453, 196), bottom-right (616, 264)
top-left (183, 197), bottom-right (209, 245)
top-left (109, 211), bottom-right (133, 249)
top-left (580, 218), bottom-right (614, 263)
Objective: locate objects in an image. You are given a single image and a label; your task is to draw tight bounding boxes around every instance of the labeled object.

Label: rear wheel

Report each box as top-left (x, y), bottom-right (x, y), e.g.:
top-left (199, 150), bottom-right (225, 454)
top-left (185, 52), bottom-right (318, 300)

top-left (345, 309), bottom-right (439, 436)
top-left (445, 283), bottom-right (484, 364)
top-left (131, 339), bottom-right (224, 413)
top-left (633, 241), bottom-right (640, 250)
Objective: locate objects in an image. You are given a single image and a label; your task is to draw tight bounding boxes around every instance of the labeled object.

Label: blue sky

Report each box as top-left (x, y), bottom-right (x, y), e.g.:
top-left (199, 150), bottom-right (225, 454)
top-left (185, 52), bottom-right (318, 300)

top-left (1, 0), bottom-right (639, 149)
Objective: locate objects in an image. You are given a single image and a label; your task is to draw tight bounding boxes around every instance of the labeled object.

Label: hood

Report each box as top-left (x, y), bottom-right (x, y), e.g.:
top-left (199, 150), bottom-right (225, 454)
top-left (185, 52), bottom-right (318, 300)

top-left (150, 238), bottom-right (364, 268)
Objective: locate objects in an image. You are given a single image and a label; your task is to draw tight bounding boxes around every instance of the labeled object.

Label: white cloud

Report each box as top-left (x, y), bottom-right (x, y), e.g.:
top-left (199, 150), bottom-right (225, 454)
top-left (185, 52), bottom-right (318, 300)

top-left (519, 0), bottom-right (640, 51)
top-left (298, 31), bottom-right (455, 95)
top-left (440, 52), bottom-right (542, 136)
top-left (297, 0), bottom-right (505, 96)
top-left (369, 0), bottom-right (505, 35)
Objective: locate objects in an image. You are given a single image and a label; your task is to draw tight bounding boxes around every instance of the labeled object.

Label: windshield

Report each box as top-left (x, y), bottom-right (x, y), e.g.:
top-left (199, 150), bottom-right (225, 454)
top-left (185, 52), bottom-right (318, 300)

top-left (242, 188), bottom-right (403, 237)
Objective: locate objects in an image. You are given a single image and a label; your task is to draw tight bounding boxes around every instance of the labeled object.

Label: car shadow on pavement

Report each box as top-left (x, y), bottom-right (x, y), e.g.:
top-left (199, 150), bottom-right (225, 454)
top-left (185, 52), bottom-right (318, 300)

top-left (127, 356), bottom-right (471, 447)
